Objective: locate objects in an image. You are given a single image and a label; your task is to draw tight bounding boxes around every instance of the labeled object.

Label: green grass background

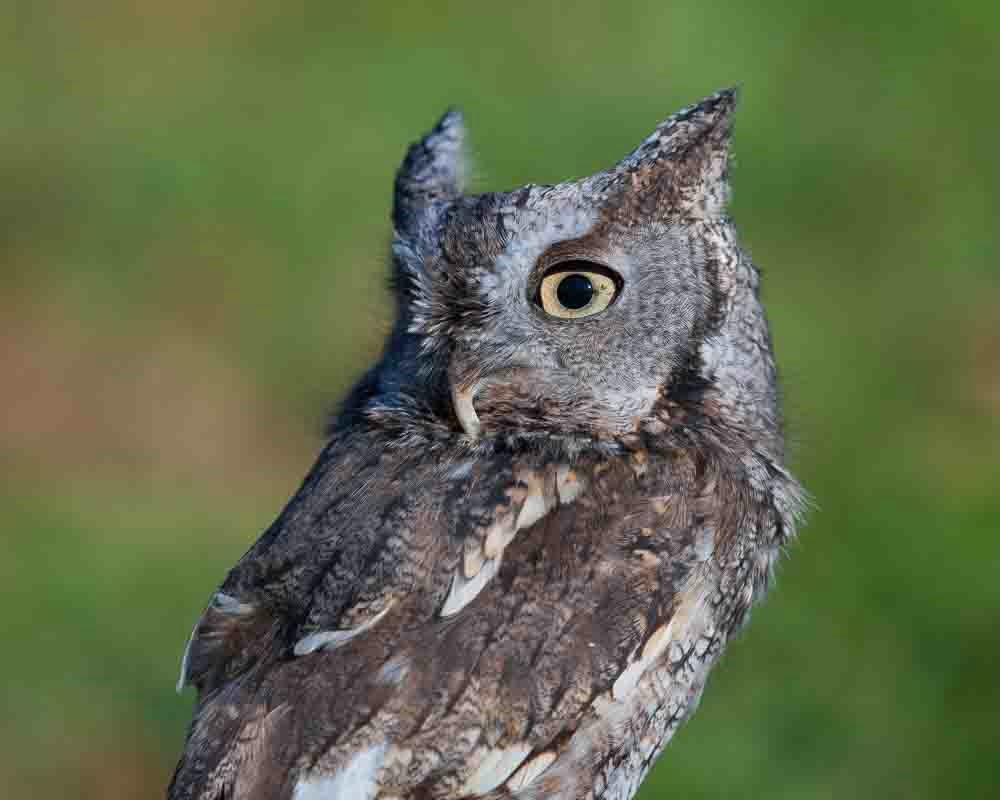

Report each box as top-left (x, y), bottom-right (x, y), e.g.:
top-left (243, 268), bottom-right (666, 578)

top-left (2, 2), bottom-right (998, 797)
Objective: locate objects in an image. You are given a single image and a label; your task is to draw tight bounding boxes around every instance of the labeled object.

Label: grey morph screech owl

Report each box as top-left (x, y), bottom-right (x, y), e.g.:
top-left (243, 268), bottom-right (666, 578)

top-left (169, 88), bottom-right (806, 800)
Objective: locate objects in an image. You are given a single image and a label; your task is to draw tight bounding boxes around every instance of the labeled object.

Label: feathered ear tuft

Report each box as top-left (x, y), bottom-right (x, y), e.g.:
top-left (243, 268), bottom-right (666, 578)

top-left (610, 87), bottom-right (738, 219)
top-left (393, 108), bottom-right (467, 235)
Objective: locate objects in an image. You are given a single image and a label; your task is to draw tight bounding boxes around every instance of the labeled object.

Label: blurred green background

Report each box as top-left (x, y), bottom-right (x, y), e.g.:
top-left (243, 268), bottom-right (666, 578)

top-left (2, 1), bottom-right (998, 798)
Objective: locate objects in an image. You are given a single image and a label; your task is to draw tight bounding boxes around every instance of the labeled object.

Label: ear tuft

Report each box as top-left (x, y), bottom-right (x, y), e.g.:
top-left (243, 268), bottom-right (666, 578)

top-left (612, 87), bottom-right (739, 219)
top-left (393, 108), bottom-right (467, 234)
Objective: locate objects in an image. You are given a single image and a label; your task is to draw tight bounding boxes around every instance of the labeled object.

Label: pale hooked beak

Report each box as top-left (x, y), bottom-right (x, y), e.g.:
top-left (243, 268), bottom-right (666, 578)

top-left (451, 380), bottom-right (481, 438)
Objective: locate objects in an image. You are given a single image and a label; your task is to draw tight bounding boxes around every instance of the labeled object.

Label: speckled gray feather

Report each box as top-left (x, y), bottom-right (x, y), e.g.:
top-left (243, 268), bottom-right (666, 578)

top-left (169, 88), bottom-right (806, 800)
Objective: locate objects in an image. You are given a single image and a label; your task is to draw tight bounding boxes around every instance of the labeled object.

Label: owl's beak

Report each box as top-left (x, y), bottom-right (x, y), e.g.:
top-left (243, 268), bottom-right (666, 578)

top-left (451, 381), bottom-right (481, 439)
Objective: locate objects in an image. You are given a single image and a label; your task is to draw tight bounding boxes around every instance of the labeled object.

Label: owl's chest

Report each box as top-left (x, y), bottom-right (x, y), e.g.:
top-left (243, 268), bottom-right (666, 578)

top-left (283, 444), bottom-right (790, 800)
top-left (589, 561), bottom-right (751, 800)
top-left (562, 478), bottom-right (786, 800)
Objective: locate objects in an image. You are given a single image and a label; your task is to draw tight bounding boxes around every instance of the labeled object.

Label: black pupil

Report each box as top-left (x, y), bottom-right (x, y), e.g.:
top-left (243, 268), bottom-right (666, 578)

top-left (556, 274), bottom-right (594, 310)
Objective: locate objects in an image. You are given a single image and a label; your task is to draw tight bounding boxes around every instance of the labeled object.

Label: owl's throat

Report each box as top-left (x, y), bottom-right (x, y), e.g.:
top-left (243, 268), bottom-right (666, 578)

top-left (447, 366), bottom-right (663, 444)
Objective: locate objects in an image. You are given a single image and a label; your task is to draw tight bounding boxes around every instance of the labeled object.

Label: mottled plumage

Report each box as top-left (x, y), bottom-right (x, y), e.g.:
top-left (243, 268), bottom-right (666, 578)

top-left (169, 88), bottom-right (806, 800)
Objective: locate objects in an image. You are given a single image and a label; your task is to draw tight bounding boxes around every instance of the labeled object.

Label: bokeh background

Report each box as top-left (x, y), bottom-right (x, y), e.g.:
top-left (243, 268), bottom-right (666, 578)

top-left (3, 2), bottom-right (998, 798)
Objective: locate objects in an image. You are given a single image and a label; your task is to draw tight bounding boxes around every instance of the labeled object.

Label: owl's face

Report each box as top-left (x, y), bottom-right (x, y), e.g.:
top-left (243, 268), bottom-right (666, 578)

top-left (374, 91), bottom-right (752, 443)
top-left (425, 194), bottom-right (716, 439)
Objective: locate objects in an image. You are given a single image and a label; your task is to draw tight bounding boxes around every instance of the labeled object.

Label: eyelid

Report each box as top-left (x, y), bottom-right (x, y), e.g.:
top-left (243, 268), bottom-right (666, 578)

top-left (530, 248), bottom-right (615, 292)
top-left (534, 259), bottom-right (622, 292)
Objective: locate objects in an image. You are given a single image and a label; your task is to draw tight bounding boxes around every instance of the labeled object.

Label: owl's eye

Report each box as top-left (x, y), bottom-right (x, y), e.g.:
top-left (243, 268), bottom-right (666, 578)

top-left (537, 262), bottom-right (621, 320)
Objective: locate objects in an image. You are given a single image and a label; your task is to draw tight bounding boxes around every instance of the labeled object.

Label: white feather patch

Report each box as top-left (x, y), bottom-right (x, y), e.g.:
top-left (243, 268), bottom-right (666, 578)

top-left (448, 466), bottom-right (586, 618)
top-left (292, 742), bottom-right (386, 800)
top-left (515, 490), bottom-right (550, 531)
top-left (445, 460), bottom-right (475, 480)
top-left (464, 533), bottom-right (489, 577)
top-left (293, 604), bottom-right (393, 656)
top-left (374, 654), bottom-right (412, 687)
top-left (461, 744), bottom-right (534, 795)
top-left (176, 592), bottom-right (254, 692)
top-left (440, 557), bottom-right (499, 617)
top-left (506, 750), bottom-right (557, 790)
top-left (177, 626), bottom-right (198, 692)
top-left (556, 465), bottom-right (584, 503)
top-left (611, 577), bottom-right (711, 701)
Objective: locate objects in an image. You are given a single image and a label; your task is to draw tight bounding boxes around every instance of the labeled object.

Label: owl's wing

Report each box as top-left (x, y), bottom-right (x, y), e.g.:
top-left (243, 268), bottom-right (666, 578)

top-left (170, 434), bottom-right (751, 800)
top-left (176, 429), bottom-right (487, 696)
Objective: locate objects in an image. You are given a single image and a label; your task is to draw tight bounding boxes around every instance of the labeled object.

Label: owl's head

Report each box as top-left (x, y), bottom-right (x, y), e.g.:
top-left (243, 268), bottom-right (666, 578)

top-left (353, 89), bottom-right (782, 454)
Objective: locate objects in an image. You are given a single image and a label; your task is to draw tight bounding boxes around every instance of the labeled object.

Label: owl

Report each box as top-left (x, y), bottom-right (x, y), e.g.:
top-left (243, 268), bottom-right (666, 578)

top-left (168, 88), bottom-right (805, 800)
